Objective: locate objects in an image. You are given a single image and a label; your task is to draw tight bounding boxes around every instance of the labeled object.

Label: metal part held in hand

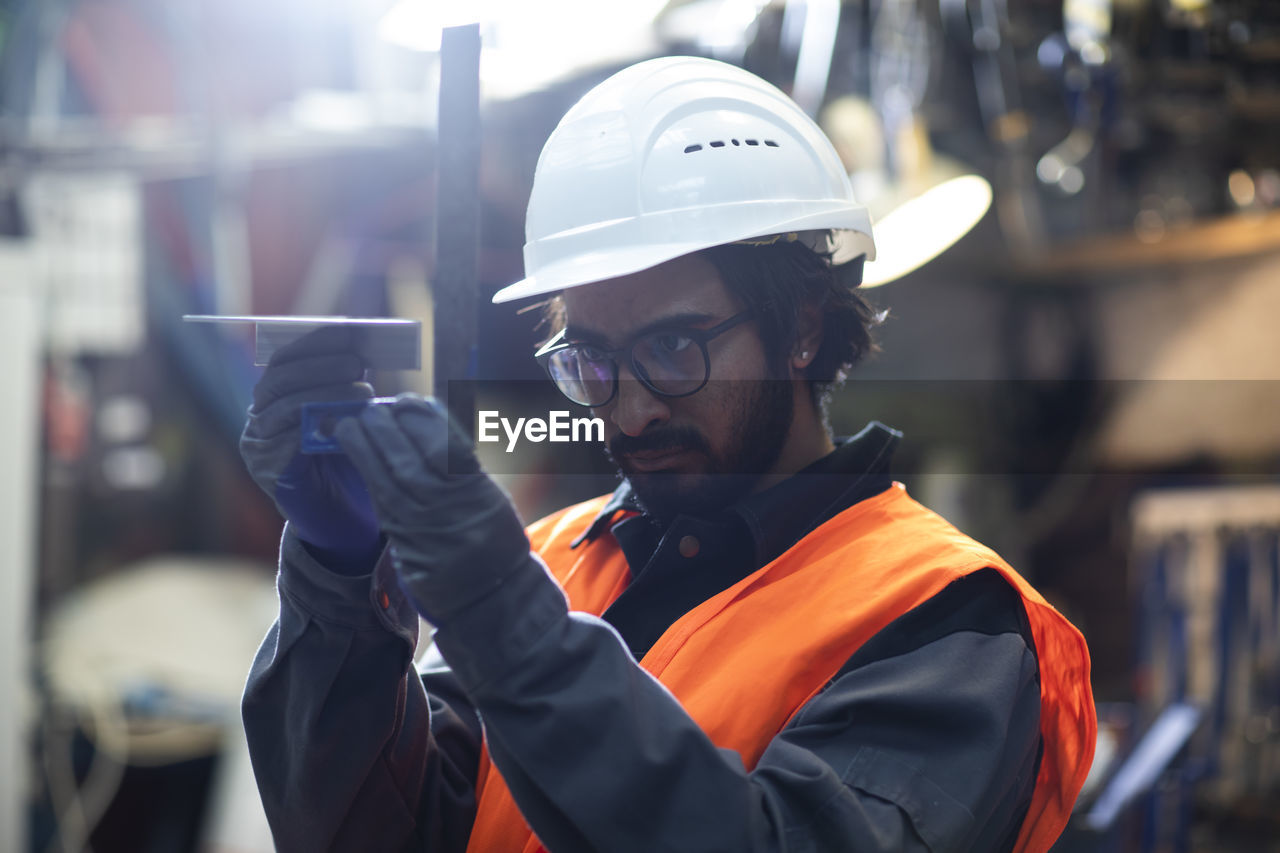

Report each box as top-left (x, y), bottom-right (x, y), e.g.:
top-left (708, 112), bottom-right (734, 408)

top-left (181, 315), bottom-right (422, 370)
top-left (300, 398), bottom-right (398, 455)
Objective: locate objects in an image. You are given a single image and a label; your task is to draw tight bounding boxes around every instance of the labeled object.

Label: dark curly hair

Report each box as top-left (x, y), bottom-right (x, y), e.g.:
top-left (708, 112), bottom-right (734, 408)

top-left (699, 239), bottom-right (883, 412)
top-left (539, 237), bottom-right (884, 414)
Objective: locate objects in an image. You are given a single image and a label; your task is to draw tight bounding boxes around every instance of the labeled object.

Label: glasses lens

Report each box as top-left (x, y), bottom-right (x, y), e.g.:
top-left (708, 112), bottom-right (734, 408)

top-left (633, 332), bottom-right (707, 396)
top-left (546, 347), bottom-right (614, 406)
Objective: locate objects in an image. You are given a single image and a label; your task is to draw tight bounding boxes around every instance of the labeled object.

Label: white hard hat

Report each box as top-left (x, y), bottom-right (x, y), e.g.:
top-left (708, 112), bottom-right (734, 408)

top-left (491, 56), bottom-right (876, 304)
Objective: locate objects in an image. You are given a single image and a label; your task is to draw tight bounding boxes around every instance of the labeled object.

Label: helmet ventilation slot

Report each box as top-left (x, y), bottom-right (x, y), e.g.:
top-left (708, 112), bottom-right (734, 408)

top-left (683, 139), bottom-right (779, 154)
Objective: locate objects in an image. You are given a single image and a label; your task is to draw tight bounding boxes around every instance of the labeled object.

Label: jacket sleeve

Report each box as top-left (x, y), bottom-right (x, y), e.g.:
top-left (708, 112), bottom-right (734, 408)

top-left (241, 526), bottom-right (481, 853)
top-left (433, 559), bottom-right (1042, 853)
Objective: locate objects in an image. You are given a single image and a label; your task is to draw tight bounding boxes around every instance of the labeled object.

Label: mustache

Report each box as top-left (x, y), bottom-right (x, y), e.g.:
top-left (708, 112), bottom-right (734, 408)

top-left (608, 427), bottom-right (709, 460)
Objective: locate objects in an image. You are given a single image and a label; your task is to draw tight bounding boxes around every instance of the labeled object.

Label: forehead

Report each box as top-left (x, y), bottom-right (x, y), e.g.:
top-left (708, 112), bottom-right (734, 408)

top-left (560, 253), bottom-right (737, 340)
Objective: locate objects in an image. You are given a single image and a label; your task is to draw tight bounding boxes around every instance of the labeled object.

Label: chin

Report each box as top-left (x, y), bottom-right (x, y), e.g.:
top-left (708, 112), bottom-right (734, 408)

top-left (625, 469), bottom-right (760, 522)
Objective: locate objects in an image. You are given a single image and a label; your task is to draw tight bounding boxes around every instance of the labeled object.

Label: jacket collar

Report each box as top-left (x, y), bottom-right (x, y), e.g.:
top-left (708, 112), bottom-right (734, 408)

top-left (570, 421), bottom-right (901, 556)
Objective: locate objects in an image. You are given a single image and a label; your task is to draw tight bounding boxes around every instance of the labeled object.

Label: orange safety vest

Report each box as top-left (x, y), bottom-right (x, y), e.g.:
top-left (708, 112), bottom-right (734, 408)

top-left (465, 482), bottom-right (1095, 853)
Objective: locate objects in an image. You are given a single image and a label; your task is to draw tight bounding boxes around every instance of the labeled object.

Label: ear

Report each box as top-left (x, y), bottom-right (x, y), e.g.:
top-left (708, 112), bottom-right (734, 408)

top-left (791, 303), bottom-right (823, 372)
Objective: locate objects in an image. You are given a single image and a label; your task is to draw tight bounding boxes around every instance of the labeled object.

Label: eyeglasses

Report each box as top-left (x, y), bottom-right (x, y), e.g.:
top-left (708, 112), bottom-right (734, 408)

top-left (535, 310), bottom-right (754, 407)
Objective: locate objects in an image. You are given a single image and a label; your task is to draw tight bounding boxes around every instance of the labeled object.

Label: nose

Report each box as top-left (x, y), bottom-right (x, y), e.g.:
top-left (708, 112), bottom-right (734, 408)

top-left (606, 365), bottom-right (670, 437)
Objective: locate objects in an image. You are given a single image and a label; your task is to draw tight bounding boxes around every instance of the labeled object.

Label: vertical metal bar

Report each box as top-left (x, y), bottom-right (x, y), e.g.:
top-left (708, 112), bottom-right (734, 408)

top-left (791, 0), bottom-right (841, 117)
top-left (434, 23), bottom-right (481, 439)
top-left (0, 254), bottom-right (40, 853)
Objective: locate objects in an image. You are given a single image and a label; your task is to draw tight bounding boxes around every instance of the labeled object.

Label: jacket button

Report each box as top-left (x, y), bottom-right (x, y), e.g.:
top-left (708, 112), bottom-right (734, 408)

top-left (678, 535), bottom-right (700, 558)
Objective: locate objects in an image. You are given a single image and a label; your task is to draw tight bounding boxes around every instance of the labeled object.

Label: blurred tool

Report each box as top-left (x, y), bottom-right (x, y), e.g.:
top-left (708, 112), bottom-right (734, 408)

top-left (1131, 486), bottom-right (1280, 846)
top-left (301, 397), bottom-right (399, 454)
top-left (940, 0), bottom-right (1047, 253)
top-left (1084, 702), bottom-right (1202, 832)
top-left (1055, 702), bottom-right (1203, 853)
top-left (1033, 0), bottom-right (1115, 198)
top-left (786, 0), bottom-right (841, 117)
top-left (824, 0), bottom-right (992, 287)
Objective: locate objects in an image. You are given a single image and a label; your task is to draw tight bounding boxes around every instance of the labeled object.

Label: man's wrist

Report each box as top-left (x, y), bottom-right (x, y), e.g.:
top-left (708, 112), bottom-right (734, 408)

top-left (277, 526), bottom-right (410, 638)
top-left (429, 552), bottom-right (570, 693)
top-left (393, 498), bottom-right (533, 622)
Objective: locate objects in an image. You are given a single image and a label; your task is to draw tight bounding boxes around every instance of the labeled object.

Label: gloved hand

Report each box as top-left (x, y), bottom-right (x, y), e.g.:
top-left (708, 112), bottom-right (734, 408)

top-left (332, 395), bottom-right (531, 624)
top-left (239, 326), bottom-right (383, 574)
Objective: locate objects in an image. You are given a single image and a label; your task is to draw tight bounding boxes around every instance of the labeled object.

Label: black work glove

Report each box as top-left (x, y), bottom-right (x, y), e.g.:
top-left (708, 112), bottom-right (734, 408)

top-left (332, 395), bottom-right (532, 624)
top-left (239, 326), bottom-right (383, 573)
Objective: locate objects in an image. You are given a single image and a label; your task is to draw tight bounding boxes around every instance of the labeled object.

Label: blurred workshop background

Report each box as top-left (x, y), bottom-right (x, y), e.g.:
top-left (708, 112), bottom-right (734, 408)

top-left (0, 0), bottom-right (1278, 851)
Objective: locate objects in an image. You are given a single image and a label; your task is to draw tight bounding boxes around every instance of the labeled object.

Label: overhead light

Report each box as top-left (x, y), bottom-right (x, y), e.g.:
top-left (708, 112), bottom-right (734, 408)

top-left (823, 97), bottom-right (993, 288)
top-left (861, 173), bottom-right (992, 287)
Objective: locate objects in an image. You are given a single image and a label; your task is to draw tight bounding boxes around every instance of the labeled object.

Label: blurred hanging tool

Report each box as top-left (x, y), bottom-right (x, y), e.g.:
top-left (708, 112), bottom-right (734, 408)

top-left (1131, 486), bottom-right (1280, 823)
top-left (830, 0), bottom-right (991, 286)
top-left (782, 0), bottom-right (842, 117)
top-left (1074, 702), bottom-right (1202, 843)
top-left (1165, 0), bottom-right (1212, 28)
top-left (1033, 0), bottom-right (1117, 198)
top-left (433, 23), bottom-right (481, 439)
top-left (940, 0), bottom-right (1047, 253)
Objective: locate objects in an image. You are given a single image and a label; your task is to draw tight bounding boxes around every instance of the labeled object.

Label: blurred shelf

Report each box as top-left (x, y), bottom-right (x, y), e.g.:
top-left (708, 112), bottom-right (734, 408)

top-left (1132, 484), bottom-right (1280, 537)
top-left (1015, 209), bottom-right (1280, 280)
top-left (0, 113), bottom-right (433, 182)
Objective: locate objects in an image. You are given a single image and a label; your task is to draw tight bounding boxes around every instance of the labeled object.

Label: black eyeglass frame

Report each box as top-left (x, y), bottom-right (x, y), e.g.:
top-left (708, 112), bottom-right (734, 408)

top-left (535, 309), bottom-right (755, 407)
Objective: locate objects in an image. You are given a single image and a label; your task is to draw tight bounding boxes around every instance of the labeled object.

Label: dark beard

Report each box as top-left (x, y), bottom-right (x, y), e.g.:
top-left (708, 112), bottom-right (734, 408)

top-left (606, 380), bottom-right (795, 524)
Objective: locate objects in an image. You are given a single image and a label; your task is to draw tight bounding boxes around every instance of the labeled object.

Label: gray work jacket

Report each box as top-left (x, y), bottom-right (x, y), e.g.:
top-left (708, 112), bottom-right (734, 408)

top-left (242, 424), bottom-right (1042, 851)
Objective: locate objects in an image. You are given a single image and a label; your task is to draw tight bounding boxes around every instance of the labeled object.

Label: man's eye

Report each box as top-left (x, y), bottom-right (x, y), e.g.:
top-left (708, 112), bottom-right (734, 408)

top-left (651, 333), bottom-right (694, 353)
top-left (577, 345), bottom-right (609, 363)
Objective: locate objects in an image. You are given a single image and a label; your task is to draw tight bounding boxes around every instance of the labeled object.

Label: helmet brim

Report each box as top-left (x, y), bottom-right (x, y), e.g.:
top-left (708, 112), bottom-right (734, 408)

top-left (492, 221), bottom-right (875, 304)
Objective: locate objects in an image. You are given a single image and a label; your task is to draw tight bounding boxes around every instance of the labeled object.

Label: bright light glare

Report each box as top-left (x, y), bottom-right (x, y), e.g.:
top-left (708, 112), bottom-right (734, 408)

top-left (1228, 169), bottom-right (1256, 208)
top-left (861, 174), bottom-right (993, 288)
top-left (659, 0), bottom-right (770, 50)
top-left (378, 0), bottom-right (483, 52)
top-left (377, 0), bottom-right (667, 97)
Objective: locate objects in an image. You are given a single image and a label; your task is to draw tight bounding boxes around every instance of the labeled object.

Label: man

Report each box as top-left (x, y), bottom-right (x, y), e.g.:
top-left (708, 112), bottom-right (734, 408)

top-left (240, 57), bottom-right (1095, 852)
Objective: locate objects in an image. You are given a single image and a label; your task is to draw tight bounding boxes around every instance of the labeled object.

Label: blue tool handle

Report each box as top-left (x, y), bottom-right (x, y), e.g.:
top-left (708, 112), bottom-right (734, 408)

top-left (300, 397), bottom-right (398, 454)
